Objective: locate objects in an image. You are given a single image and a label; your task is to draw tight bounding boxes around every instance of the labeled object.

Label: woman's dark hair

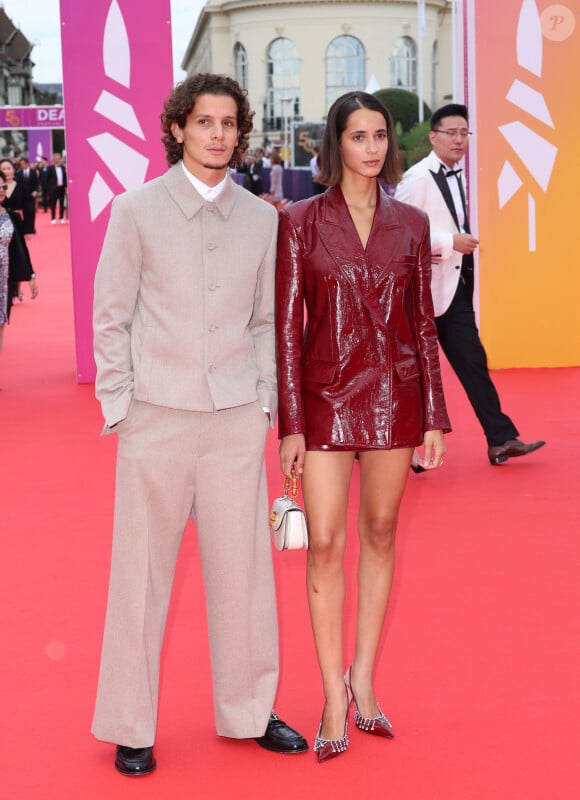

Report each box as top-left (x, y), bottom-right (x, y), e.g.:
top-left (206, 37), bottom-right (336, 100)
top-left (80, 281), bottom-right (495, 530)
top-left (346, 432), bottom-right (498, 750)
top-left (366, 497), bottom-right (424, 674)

top-left (317, 91), bottom-right (401, 186)
top-left (161, 73), bottom-right (254, 167)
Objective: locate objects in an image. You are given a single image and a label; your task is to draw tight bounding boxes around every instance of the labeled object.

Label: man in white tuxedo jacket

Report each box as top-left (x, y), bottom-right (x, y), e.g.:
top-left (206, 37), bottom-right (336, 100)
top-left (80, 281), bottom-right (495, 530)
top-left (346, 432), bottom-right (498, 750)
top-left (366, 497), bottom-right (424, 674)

top-left (395, 104), bottom-right (544, 466)
top-left (92, 73), bottom-right (308, 777)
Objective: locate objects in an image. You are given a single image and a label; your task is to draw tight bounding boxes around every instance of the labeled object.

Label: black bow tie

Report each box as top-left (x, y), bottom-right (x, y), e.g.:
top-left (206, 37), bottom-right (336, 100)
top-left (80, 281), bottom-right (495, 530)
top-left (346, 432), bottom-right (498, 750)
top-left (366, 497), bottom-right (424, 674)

top-left (444, 168), bottom-right (462, 177)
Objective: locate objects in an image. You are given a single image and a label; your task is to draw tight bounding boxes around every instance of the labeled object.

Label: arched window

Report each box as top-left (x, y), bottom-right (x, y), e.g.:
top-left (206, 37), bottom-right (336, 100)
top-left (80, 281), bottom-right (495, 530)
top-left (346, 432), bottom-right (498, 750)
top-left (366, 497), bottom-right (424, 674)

top-left (234, 42), bottom-right (248, 89)
top-left (265, 38), bottom-right (300, 132)
top-left (390, 36), bottom-right (416, 92)
top-left (326, 35), bottom-right (365, 109)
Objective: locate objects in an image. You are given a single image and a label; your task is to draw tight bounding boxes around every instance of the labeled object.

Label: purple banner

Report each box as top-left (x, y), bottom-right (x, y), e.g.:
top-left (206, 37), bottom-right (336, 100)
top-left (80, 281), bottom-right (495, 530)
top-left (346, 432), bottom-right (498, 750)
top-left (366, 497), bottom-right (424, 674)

top-left (0, 107), bottom-right (65, 129)
top-left (27, 130), bottom-right (54, 162)
top-left (60, 0), bottom-right (173, 382)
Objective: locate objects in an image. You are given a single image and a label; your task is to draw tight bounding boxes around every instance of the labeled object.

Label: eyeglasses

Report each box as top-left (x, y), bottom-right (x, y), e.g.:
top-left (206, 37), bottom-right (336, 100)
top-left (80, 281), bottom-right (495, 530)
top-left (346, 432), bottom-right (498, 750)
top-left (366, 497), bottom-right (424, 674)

top-left (434, 129), bottom-right (472, 140)
top-left (0, 183), bottom-right (8, 190)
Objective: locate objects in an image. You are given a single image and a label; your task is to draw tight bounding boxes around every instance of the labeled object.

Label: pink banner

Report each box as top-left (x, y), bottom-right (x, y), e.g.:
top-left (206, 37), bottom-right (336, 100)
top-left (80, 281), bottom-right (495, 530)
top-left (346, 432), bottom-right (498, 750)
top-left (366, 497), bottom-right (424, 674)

top-left (60, 0), bottom-right (173, 382)
top-left (0, 107), bottom-right (65, 129)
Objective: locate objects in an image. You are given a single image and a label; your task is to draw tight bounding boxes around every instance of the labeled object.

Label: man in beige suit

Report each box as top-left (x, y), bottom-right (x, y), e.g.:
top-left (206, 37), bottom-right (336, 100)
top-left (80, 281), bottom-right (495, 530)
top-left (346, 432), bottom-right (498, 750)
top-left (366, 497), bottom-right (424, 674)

top-left (92, 73), bottom-right (308, 776)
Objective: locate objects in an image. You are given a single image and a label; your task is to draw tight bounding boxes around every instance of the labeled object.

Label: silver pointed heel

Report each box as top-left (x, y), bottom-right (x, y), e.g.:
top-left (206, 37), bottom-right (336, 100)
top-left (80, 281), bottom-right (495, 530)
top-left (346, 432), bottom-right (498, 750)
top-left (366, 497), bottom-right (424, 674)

top-left (344, 667), bottom-right (394, 739)
top-left (313, 686), bottom-right (351, 763)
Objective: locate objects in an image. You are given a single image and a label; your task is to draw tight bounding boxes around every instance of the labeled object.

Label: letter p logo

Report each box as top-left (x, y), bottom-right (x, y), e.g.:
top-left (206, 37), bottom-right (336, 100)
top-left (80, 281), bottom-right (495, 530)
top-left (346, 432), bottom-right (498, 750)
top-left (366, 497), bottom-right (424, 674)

top-left (541, 5), bottom-right (576, 41)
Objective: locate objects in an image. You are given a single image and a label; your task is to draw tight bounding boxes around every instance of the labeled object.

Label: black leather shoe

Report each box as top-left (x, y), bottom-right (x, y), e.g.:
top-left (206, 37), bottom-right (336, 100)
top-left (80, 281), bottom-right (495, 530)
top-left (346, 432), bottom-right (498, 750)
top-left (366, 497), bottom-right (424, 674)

top-left (488, 438), bottom-right (546, 466)
top-left (114, 745), bottom-right (156, 776)
top-left (254, 712), bottom-right (309, 754)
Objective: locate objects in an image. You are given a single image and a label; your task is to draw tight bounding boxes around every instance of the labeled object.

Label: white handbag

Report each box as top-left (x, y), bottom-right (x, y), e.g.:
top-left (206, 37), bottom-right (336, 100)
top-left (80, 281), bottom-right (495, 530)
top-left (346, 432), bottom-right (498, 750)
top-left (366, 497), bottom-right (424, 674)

top-left (269, 470), bottom-right (309, 551)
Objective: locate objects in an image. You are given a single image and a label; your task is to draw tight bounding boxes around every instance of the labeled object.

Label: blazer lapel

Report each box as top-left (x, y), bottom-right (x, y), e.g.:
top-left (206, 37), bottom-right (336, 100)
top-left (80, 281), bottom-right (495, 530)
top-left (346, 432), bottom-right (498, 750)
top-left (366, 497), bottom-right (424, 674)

top-left (317, 185), bottom-right (402, 333)
top-left (163, 163), bottom-right (204, 218)
top-left (429, 164), bottom-right (461, 232)
top-left (365, 186), bottom-right (406, 277)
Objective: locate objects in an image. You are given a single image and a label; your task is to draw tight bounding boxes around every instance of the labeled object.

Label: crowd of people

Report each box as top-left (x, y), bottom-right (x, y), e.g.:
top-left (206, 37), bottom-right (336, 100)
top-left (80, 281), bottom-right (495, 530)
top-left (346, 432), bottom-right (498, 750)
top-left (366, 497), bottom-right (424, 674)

top-left (89, 72), bottom-right (545, 779)
top-left (236, 144), bottom-right (288, 206)
top-left (0, 152), bottom-right (68, 234)
top-left (0, 151), bottom-right (68, 368)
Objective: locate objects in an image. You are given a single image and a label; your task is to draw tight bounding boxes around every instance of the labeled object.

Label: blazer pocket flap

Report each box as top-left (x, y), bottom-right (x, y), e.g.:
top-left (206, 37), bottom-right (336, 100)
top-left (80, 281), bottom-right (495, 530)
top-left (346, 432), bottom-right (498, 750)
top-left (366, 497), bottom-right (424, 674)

top-left (394, 356), bottom-right (419, 381)
top-left (304, 359), bottom-right (337, 384)
top-left (392, 255), bottom-right (417, 265)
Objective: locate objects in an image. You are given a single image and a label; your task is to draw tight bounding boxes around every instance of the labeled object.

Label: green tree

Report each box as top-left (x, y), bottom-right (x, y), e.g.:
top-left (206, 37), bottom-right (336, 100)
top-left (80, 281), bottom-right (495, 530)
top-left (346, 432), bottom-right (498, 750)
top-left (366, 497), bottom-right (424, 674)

top-left (398, 120), bottom-right (432, 168)
top-left (373, 88), bottom-right (430, 133)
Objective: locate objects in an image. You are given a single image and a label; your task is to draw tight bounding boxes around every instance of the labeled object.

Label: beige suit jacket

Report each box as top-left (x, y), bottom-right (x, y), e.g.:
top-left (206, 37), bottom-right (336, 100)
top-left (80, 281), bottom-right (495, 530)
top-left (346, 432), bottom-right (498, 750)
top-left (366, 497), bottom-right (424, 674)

top-left (93, 163), bottom-right (278, 429)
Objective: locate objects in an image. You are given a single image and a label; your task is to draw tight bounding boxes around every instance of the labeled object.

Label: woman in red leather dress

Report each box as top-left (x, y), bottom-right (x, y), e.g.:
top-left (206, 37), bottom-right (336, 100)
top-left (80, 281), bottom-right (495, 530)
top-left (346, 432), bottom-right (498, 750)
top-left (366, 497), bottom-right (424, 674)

top-left (276, 92), bottom-right (451, 763)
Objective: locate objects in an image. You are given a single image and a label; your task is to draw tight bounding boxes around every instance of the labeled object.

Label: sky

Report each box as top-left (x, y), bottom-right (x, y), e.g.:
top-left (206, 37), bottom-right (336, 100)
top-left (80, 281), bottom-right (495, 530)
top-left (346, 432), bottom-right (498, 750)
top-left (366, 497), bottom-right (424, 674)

top-left (3, 0), bottom-right (205, 84)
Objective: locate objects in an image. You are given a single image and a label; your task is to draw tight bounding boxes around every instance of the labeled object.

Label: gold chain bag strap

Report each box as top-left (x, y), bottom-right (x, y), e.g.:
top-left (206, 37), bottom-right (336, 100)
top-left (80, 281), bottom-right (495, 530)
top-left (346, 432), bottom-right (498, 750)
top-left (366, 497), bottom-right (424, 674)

top-left (269, 469), bottom-right (308, 551)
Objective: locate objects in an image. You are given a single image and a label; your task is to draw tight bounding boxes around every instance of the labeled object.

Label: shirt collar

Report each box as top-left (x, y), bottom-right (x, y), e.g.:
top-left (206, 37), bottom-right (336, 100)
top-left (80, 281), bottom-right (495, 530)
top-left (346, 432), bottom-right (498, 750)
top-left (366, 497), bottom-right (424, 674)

top-left (180, 161), bottom-right (228, 201)
top-left (439, 160), bottom-right (462, 176)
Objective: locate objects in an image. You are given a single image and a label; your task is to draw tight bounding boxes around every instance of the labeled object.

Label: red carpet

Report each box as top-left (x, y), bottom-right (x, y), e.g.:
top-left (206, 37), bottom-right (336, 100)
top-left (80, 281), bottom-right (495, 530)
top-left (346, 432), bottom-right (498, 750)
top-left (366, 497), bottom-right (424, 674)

top-left (1, 210), bottom-right (579, 798)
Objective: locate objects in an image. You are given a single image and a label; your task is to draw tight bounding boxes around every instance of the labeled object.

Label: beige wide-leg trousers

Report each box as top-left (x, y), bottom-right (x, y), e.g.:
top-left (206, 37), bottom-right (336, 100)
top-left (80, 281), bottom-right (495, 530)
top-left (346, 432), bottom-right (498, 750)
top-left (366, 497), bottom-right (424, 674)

top-left (91, 400), bottom-right (279, 748)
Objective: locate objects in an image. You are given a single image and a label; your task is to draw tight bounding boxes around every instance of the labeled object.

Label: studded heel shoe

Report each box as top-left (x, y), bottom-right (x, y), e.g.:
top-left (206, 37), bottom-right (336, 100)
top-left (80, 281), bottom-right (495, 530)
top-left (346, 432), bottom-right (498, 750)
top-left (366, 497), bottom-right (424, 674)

top-left (345, 667), bottom-right (394, 739)
top-left (313, 687), bottom-right (351, 763)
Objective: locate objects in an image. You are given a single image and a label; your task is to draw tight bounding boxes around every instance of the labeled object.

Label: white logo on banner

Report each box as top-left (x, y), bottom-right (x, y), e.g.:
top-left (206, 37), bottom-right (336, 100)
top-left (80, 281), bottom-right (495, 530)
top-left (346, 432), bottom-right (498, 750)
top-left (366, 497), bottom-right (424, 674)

top-left (497, 0), bottom-right (558, 252)
top-left (87, 0), bottom-right (150, 221)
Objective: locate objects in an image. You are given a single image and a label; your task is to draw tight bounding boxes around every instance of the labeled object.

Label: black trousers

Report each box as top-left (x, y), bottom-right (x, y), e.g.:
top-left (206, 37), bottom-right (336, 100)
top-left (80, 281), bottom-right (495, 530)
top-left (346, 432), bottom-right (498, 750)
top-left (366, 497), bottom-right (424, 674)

top-left (435, 264), bottom-right (518, 447)
top-left (49, 187), bottom-right (66, 220)
top-left (22, 197), bottom-right (36, 234)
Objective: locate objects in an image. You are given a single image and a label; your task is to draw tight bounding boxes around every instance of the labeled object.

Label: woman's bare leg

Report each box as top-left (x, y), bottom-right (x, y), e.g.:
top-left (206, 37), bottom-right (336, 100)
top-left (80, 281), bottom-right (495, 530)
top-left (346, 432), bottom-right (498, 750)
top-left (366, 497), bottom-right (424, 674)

top-left (302, 450), bottom-right (355, 739)
top-left (350, 448), bottom-right (412, 716)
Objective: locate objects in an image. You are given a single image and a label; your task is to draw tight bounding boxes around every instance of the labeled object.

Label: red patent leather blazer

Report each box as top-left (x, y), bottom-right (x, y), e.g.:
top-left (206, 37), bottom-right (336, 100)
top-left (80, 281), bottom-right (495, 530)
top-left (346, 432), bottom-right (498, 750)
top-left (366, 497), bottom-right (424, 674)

top-left (276, 184), bottom-right (451, 450)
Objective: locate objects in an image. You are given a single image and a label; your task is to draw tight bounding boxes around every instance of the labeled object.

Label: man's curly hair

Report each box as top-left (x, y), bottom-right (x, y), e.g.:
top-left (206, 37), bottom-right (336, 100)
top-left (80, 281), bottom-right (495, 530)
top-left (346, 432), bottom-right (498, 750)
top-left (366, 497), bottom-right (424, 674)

top-left (161, 73), bottom-right (254, 167)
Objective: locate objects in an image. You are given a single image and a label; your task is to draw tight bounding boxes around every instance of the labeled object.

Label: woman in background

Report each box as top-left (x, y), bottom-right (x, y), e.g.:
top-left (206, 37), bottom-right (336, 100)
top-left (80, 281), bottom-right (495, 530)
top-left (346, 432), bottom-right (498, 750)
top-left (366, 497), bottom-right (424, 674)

top-left (1, 158), bottom-right (27, 301)
top-left (0, 173), bottom-right (38, 356)
top-left (276, 92), bottom-right (450, 763)
top-left (0, 158), bottom-right (24, 214)
top-left (268, 151), bottom-right (284, 202)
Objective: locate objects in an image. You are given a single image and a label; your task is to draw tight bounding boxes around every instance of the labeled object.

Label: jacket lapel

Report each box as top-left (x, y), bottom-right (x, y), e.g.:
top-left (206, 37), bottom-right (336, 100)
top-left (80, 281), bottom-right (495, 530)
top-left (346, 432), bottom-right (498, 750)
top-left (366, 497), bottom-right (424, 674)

top-left (163, 163), bottom-right (205, 218)
top-left (429, 163), bottom-right (461, 232)
top-left (317, 185), bottom-right (402, 333)
top-left (365, 186), bottom-right (406, 276)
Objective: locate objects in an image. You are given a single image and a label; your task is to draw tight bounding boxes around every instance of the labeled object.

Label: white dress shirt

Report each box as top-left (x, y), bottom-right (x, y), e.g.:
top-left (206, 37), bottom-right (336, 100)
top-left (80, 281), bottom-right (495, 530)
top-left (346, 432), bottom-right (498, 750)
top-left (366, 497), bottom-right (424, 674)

top-left (440, 162), bottom-right (467, 232)
top-left (180, 161), bottom-right (227, 201)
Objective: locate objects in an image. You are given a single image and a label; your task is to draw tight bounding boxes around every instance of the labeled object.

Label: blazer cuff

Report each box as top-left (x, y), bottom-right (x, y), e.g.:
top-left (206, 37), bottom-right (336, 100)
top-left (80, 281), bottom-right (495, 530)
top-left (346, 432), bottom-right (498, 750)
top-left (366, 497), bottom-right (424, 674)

top-left (99, 391), bottom-right (132, 430)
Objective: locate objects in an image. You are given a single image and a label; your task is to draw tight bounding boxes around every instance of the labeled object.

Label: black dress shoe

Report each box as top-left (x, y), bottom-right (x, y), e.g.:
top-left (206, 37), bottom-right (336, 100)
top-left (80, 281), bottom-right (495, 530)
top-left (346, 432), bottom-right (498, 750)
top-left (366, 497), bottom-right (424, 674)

top-left (254, 712), bottom-right (309, 754)
top-left (114, 745), bottom-right (156, 776)
top-left (488, 438), bottom-right (546, 466)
